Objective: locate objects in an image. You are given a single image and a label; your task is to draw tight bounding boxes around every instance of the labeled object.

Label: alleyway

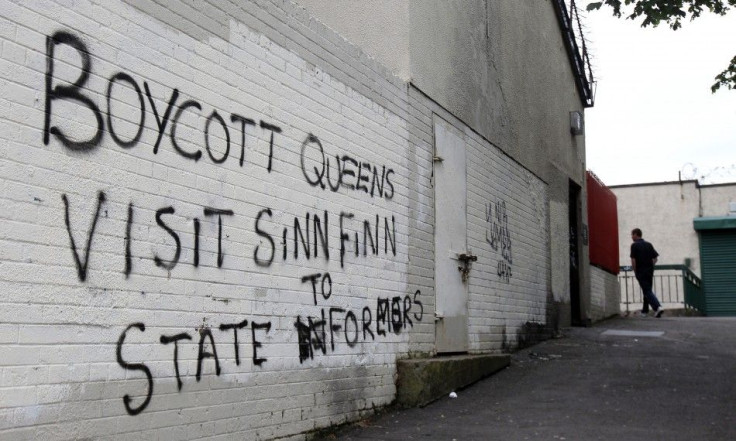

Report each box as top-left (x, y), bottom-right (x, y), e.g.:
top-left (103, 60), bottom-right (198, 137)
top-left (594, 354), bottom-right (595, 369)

top-left (331, 316), bottom-right (736, 441)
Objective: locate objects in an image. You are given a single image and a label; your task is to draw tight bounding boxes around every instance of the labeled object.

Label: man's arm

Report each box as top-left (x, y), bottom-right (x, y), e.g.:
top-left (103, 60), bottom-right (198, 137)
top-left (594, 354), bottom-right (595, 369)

top-left (631, 257), bottom-right (637, 272)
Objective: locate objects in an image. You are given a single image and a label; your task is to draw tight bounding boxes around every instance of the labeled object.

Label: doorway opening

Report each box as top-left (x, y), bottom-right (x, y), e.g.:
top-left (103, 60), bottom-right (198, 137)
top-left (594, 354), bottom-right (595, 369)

top-left (569, 180), bottom-right (582, 325)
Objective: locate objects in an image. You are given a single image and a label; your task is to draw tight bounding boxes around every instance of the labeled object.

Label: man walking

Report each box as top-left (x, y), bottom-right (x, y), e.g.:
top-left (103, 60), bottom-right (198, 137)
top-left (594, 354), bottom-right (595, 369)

top-left (630, 228), bottom-right (664, 318)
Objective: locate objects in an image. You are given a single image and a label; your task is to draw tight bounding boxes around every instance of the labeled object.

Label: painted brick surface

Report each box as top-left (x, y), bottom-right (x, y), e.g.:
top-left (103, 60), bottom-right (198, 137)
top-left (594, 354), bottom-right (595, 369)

top-left (589, 266), bottom-right (620, 321)
top-left (2, 0), bottom-right (550, 439)
top-left (407, 107), bottom-right (550, 352)
top-left (466, 133), bottom-right (549, 351)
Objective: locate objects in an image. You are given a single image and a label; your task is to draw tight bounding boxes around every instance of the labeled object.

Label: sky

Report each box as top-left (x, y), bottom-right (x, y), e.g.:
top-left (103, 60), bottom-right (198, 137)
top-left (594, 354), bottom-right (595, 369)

top-left (583, 7), bottom-right (736, 186)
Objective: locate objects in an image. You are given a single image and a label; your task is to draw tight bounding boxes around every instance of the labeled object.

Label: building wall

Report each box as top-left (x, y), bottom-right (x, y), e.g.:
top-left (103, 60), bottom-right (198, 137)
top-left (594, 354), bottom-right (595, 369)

top-left (612, 181), bottom-right (736, 277)
top-left (0, 0), bottom-right (579, 439)
top-left (295, 0), bottom-right (591, 330)
top-left (701, 184), bottom-right (736, 217)
top-left (613, 181), bottom-right (702, 274)
top-left (4, 1), bottom-right (410, 439)
top-left (415, 0), bottom-right (590, 323)
top-left (589, 266), bottom-right (621, 321)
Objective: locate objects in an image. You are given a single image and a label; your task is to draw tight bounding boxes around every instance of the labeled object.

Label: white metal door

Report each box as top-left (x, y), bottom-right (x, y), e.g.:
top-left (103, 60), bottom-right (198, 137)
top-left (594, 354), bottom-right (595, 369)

top-left (433, 118), bottom-right (469, 353)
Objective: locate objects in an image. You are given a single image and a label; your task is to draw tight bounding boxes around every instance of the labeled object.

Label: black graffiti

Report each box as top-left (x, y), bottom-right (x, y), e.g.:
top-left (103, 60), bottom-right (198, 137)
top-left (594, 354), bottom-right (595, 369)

top-left (145, 82), bottom-right (178, 154)
top-left (44, 30), bottom-right (281, 169)
top-left (362, 307), bottom-right (374, 341)
top-left (344, 310), bottom-right (359, 347)
top-left (231, 114), bottom-right (255, 167)
top-left (64, 192), bottom-right (397, 279)
top-left (193, 218), bottom-right (201, 267)
top-left (171, 100), bottom-right (203, 161)
top-left (339, 212), bottom-right (395, 268)
top-left (339, 212), bottom-right (354, 268)
top-left (44, 31), bottom-right (103, 150)
top-left (294, 292), bottom-right (423, 363)
top-left (497, 260), bottom-right (512, 283)
top-left (150, 205), bottom-right (234, 271)
top-left (255, 209), bottom-right (395, 269)
top-left (486, 200), bottom-right (513, 283)
top-left (254, 208), bottom-right (275, 267)
top-left (107, 72), bottom-right (145, 148)
top-left (203, 207), bottom-right (234, 268)
top-left (412, 290), bottom-right (424, 322)
top-left (295, 310), bottom-right (326, 362)
top-left (219, 319), bottom-right (248, 366)
top-left (153, 206), bottom-right (180, 270)
top-left (64, 196), bottom-right (237, 278)
top-left (328, 307), bottom-right (347, 351)
top-left (300, 133), bottom-right (395, 200)
top-left (60, 194), bottom-right (375, 277)
top-left (205, 111), bottom-right (230, 164)
top-left (62, 196), bottom-right (397, 281)
top-left (260, 121), bottom-right (282, 172)
top-left (116, 323), bottom-right (153, 416)
top-left (124, 202), bottom-right (133, 277)
top-left (62, 191), bottom-right (105, 281)
top-left (159, 333), bottom-right (191, 391)
top-left (301, 272), bottom-right (332, 305)
top-left (196, 326), bottom-right (221, 381)
top-left (251, 322), bottom-right (271, 366)
top-left (376, 297), bottom-right (407, 336)
top-left (289, 211), bottom-right (329, 261)
top-left (117, 317), bottom-right (271, 415)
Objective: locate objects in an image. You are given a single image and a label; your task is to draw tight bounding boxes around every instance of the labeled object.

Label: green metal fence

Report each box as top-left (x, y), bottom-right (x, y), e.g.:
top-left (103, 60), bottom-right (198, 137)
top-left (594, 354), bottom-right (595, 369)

top-left (619, 265), bottom-right (703, 314)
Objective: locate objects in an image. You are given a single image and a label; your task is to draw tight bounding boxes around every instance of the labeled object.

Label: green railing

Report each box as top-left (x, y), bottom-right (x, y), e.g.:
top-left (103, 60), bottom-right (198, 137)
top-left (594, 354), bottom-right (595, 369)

top-left (618, 264), bottom-right (703, 313)
top-left (680, 266), bottom-right (705, 312)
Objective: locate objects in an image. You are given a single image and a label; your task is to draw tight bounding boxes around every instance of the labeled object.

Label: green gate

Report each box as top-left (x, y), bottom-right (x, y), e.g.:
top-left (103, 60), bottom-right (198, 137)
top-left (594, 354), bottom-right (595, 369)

top-left (694, 216), bottom-right (736, 316)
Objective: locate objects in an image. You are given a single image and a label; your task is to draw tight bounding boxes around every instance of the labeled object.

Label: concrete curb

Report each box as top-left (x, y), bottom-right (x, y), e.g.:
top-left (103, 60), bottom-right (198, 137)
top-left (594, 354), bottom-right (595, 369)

top-left (396, 354), bottom-right (510, 407)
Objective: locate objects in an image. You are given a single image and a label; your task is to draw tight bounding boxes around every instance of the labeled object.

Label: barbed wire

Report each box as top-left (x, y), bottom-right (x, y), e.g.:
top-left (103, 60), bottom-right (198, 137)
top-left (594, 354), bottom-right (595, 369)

top-left (569, 0), bottom-right (596, 86)
top-left (681, 162), bottom-right (736, 184)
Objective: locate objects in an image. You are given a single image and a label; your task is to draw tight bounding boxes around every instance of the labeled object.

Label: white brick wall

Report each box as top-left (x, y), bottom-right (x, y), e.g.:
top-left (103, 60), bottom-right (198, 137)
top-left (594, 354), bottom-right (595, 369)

top-left (1, 0), bottom-right (422, 438)
top-left (465, 127), bottom-right (550, 351)
top-left (405, 96), bottom-right (550, 353)
top-left (589, 266), bottom-right (620, 321)
top-left (1, 0), bottom-right (552, 439)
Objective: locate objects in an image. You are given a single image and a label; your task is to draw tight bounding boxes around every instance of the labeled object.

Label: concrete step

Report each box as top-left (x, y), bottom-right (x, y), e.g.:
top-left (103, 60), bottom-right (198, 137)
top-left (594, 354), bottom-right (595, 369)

top-left (396, 354), bottom-right (510, 407)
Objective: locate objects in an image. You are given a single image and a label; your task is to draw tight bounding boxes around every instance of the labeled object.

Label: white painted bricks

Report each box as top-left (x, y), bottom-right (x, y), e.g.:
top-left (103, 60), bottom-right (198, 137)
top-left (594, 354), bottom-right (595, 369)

top-left (1, 0), bottom-right (417, 438)
top-left (1, 0), bottom-right (550, 439)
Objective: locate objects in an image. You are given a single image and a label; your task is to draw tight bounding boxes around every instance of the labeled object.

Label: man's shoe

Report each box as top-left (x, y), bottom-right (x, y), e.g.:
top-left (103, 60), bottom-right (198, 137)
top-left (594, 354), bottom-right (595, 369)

top-left (637, 311), bottom-right (649, 317)
top-left (655, 309), bottom-right (664, 318)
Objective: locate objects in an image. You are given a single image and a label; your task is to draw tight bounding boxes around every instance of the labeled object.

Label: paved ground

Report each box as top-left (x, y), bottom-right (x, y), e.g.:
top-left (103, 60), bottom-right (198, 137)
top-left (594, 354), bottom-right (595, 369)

top-left (327, 315), bottom-right (736, 441)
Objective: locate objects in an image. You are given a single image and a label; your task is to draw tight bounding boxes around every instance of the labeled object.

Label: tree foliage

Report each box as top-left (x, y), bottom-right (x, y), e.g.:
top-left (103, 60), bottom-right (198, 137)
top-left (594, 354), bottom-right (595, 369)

top-left (587, 0), bottom-right (736, 92)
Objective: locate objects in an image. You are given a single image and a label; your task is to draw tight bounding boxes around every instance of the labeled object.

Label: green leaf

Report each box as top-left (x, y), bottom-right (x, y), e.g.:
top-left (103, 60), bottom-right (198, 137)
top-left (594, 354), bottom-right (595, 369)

top-left (711, 55), bottom-right (736, 93)
top-left (587, 1), bottom-right (736, 92)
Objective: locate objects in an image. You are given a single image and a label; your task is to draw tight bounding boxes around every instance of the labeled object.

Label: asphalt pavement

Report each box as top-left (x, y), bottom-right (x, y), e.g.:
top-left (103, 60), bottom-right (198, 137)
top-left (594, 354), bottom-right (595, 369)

top-left (327, 315), bottom-right (736, 441)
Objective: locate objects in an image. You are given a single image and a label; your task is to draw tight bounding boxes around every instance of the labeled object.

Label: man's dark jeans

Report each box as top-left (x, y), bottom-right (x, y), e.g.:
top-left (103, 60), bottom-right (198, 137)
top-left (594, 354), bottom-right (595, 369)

top-left (636, 269), bottom-right (661, 313)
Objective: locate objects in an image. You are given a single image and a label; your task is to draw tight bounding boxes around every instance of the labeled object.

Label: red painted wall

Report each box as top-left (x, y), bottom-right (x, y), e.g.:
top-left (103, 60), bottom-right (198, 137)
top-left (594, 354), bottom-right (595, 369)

top-left (587, 172), bottom-right (619, 274)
